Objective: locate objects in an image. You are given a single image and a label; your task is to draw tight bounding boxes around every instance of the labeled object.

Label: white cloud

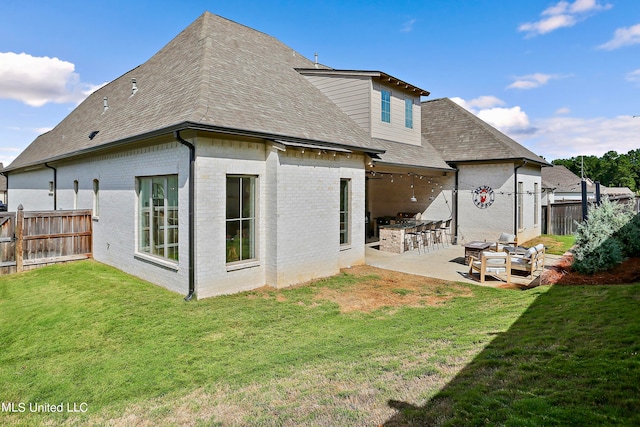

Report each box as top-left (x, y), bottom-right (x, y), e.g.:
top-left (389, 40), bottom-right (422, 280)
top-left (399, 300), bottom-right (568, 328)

top-left (626, 69), bottom-right (640, 84)
top-left (401, 19), bottom-right (416, 33)
top-left (477, 107), bottom-right (531, 132)
top-left (521, 115), bottom-right (640, 160)
top-left (598, 23), bottom-right (640, 50)
top-left (451, 96), bottom-right (638, 161)
top-left (451, 95), bottom-right (505, 110)
top-left (519, 0), bottom-right (612, 37)
top-left (452, 96), bottom-right (534, 135)
top-left (507, 73), bottom-right (565, 90)
top-left (0, 52), bottom-right (97, 107)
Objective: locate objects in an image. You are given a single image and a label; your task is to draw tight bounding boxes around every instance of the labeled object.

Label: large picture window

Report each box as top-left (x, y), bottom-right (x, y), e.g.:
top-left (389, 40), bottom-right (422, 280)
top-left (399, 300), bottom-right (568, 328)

top-left (381, 89), bottom-right (391, 123)
top-left (226, 176), bottom-right (256, 263)
top-left (340, 179), bottom-right (350, 245)
top-left (138, 175), bottom-right (179, 261)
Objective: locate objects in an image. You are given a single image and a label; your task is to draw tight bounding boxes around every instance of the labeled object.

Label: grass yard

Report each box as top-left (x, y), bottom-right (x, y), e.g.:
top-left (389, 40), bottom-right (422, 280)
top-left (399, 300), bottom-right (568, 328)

top-left (0, 261), bottom-right (638, 426)
top-left (522, 234), bottom-right (575, 255)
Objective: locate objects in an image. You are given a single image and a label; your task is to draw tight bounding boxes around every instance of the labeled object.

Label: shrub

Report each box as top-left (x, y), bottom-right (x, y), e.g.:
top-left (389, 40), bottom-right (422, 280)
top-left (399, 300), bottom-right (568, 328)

top-left (616, 213), bottom-right (640, 257)
top-left (572, 199), bottom-right (635, 274)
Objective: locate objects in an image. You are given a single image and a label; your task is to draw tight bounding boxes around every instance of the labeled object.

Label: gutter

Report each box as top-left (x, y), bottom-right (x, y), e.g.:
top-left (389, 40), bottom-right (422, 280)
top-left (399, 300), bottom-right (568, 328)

top-left (513, 160), bottom-right (528, 236)
top-left (174, 130), bottom-right (196, 301)
top-left (44, 163), bottom-right (57, 210)
top-left (4, 121), bottom-right (384, 174)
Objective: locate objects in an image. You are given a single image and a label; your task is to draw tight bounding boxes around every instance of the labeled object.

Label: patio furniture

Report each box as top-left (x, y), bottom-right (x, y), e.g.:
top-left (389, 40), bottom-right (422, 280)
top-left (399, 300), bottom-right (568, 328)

top-left (491, 232), bottom-right (518, 252)
top-left (468, 251), bottom-right (511, 283)
top-left (404, 224), bottom-right (424, 253)
top-left (464, 241), bottom-right (493, 265)
top-left (431, 220), bottom-right (444, 249)
top-left (510, 243), bottom-right (545, 278)
top-left (439, 218), bottom-right (452, 247)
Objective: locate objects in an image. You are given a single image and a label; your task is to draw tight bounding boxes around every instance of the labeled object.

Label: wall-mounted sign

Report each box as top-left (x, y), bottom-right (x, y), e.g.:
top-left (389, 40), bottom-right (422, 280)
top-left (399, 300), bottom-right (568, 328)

top-left (472, 185), bottom-right (495, 209)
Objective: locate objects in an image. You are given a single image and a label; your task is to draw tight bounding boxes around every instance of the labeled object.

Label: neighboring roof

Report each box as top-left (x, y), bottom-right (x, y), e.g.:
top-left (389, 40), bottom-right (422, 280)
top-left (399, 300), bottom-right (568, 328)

top-left (0, 163), bottom-right (6, 191)
top-left (371, 138), bottom-right (453, 171)
top-left (602, 186), bottom-right (634, 196)
top-left (296, 69), bottom-right (430, 96)
top-left (541, 165), bottom-right (592, 192)
top-left (6, 12), bottom-right (379, 172)
top-left (421, 98), bottom-right (549, 166)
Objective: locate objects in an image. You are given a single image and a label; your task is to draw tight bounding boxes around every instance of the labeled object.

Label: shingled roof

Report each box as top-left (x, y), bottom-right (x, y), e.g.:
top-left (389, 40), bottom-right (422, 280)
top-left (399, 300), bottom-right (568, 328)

top-left (541, 165), bottom-right (591, 192)
top-left (6, 12), bottom-right (379, 171)
top-left (421, 98), bottom-right (549, 166)
top-left (372, 138), bottom-right (452, 171)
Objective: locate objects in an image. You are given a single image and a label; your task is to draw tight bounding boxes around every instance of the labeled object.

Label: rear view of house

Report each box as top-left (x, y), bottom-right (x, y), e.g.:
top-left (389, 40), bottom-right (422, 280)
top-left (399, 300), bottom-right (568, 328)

top-left (4, 12), bottom-right (548, 298)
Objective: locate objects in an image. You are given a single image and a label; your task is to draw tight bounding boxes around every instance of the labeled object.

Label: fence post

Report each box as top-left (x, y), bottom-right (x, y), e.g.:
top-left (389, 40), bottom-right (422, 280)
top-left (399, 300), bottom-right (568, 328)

top-left (15, 204), bottom-right (24, 272)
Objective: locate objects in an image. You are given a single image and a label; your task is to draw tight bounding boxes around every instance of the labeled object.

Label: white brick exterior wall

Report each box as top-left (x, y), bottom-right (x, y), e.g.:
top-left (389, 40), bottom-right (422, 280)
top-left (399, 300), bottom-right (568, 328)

top-left (194, 136), bottom-right (365, 298)
top-left (7, 168), bottom-right (55, 211)
top-left (456, 163), bottom-right (541, 244)
top-left (8, 140), bottom-right (191, 295)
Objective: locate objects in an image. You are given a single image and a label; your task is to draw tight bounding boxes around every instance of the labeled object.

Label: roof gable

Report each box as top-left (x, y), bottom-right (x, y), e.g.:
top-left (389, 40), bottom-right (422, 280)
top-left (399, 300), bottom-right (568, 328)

top-left (421, 98), bottom-right (549, 166)
top-left (7, 13), bottom-right (376, 171)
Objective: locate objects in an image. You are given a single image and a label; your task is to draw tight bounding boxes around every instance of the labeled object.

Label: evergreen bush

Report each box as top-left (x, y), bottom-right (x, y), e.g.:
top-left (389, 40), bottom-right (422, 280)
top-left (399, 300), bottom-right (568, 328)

top-left (572, 199), bottom-right (635, 274)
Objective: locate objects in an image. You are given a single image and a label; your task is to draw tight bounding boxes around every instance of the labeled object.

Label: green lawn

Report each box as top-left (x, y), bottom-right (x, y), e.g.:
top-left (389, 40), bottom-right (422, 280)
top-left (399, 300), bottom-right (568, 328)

top-left (0, 261), bottom-right (638, 426)
top-left (522, 234), bottom-right (576, 255)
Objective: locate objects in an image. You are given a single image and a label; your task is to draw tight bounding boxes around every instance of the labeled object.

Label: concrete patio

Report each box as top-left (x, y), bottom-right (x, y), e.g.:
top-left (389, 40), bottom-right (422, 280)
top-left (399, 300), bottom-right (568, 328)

top-left (365, 243), bottom-right (561, 287)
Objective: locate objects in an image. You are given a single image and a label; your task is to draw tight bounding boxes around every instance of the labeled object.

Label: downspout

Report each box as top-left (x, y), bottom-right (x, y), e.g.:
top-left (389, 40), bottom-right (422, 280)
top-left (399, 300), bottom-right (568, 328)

top-left (44, 163), bottom-right (57, 210)
top-left (513, 160), bottom-right (528, 236)
top-left (453, 166), bottom-right (459, 244)
top-left (174, 130), bottom-right (196, 301)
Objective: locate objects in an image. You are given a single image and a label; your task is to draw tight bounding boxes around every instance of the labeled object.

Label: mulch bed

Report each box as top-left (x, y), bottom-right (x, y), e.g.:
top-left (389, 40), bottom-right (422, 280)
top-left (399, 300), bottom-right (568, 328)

top-left (541, 253), bottom-right (640, 285)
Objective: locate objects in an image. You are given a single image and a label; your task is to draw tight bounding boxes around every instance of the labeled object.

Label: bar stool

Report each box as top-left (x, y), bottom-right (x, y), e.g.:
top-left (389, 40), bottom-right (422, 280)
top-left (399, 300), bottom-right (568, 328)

top-left (404, 225), bottom-right (423, 254)
top-left (431, 220), bottom-right (444, 249)
top-left (440, 218), bottom-right (452, 247)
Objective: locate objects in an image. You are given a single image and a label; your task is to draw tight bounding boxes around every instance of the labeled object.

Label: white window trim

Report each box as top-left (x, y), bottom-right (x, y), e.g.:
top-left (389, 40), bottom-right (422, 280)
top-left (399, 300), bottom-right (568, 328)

top-left (137, 175), bottom-right (179, 263)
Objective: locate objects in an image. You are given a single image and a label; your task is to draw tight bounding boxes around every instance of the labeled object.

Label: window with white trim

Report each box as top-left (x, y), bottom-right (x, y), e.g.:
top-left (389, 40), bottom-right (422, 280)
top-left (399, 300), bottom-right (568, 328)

top-left (93, 179), bottom-right (100, 217)
top-left (518, 181), bottom-right (524, 230)
top-left (381, 89), bottom-right (391, 123)
top-left (534, 182), bottom-right (539, 226)
top-left (138, 175), bottom-right (179, 261)
top-left (405, 98), bottom-right (413, 129)
top-left (226, 175), bottom-right (256, 263)
top-left (73, 180), bottom-right (78, 210)
top-left (340, 179), bottom-right (350, 245)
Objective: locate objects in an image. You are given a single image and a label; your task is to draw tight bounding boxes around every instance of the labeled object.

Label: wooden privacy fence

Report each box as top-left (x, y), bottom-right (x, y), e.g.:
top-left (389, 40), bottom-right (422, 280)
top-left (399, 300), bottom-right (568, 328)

top-left (0, 206), bottom-right (92, 275)
top-left (543, 197), bottom-right (640, 235)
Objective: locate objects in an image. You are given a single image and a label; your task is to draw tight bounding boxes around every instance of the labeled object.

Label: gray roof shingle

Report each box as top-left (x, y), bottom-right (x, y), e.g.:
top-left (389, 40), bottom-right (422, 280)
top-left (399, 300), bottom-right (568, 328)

top-left (421, 98), bottom-right (549, 166)
top-left (372, 138), bottom-right (452, 171)
top-left (541, 165), bottom-right (591, 192)
top-left (7, 12), bottom-right (378, 171)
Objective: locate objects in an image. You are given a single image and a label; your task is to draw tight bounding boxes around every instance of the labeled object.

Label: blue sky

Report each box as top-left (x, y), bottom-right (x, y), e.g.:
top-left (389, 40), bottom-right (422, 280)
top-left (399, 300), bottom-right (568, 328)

top-left (0, 0), bottom-right (638, 166)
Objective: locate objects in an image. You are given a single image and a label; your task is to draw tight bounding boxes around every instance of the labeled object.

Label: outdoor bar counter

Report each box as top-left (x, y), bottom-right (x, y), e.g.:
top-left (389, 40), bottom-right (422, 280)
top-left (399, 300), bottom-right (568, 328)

top-left (378, 220), bottom-right (434, 253)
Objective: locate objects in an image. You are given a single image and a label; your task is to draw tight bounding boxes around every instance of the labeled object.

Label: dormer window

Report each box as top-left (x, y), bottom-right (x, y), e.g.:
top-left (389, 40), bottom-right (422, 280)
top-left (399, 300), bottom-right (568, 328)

top-left (381, 89), bottom-right (391, 123)
top-left (405, 98), bottom-right (413, 129)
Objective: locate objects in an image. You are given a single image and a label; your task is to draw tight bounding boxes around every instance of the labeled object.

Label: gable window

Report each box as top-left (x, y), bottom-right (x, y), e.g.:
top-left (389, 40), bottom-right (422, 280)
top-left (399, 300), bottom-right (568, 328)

top-left (226, 175), bottom-right (256, 263)
top-left (340, 179), bottom-right (350, 245)
top-left (93, 179), bottom-right (100, 218)
top-left (381, 89), bottom-right (391, 123)
top-left (138, 175), bottom-right (179, 261)
top-left (405, 98), bottom-right (413, 129)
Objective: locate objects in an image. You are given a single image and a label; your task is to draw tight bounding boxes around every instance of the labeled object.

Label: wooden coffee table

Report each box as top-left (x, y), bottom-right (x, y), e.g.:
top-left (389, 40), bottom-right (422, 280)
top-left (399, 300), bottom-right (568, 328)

top-left (464, 241), bottom-right (493, 265)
